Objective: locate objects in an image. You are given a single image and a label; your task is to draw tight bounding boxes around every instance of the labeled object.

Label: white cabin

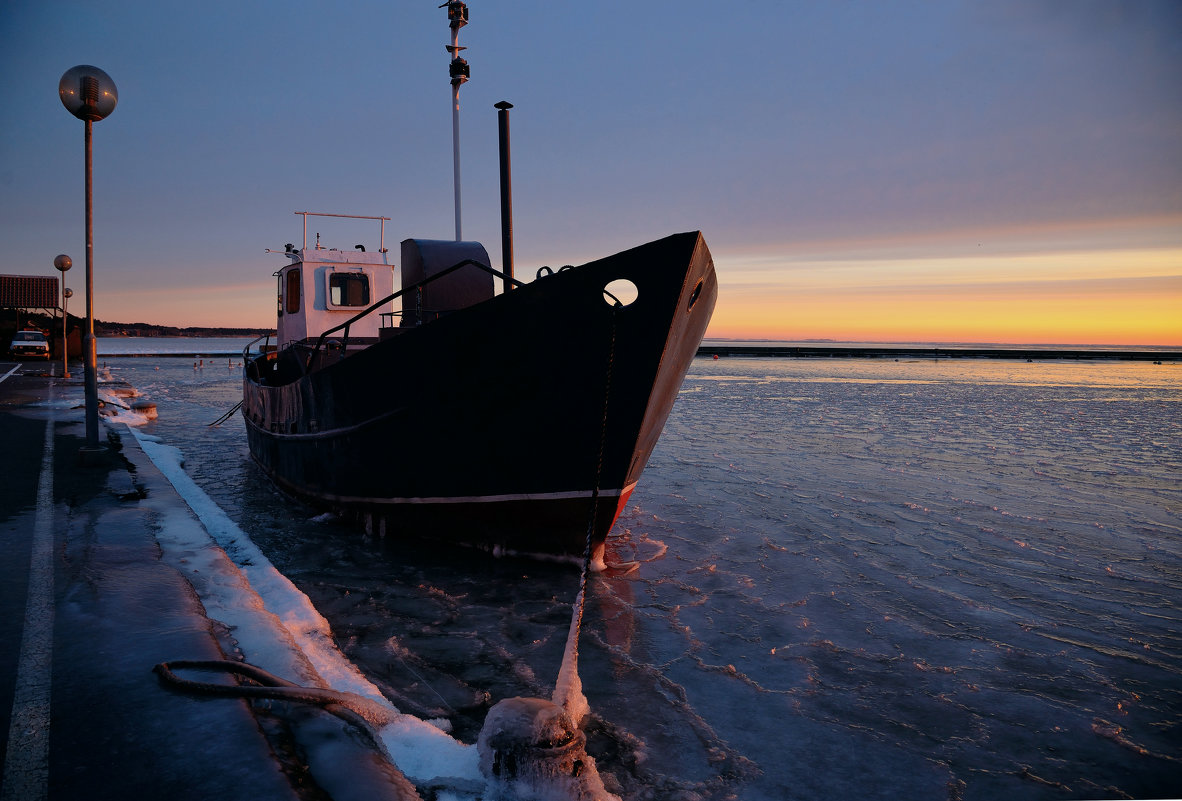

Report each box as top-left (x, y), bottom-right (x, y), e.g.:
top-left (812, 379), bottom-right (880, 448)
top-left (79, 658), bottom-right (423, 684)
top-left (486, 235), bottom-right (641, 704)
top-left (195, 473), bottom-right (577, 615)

top-left (270, 212), bottom-right (495, 354)
top-left (276, 247), bottom-right (394, 350)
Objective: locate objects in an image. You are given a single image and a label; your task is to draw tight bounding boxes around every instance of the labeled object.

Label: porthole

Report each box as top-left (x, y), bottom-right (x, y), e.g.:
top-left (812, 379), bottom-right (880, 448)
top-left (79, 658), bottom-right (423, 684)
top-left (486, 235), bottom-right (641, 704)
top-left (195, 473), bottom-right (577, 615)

top-left (603, 278), bottom-right (638, 308)
top-left (687, 279), bottom-right (704, 311)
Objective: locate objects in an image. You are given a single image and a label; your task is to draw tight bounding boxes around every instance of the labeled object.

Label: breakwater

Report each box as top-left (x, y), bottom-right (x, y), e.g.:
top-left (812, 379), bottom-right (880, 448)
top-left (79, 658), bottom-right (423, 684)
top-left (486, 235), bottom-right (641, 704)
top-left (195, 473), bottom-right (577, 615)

top-left (697, 344), bottom-right (1180, 361)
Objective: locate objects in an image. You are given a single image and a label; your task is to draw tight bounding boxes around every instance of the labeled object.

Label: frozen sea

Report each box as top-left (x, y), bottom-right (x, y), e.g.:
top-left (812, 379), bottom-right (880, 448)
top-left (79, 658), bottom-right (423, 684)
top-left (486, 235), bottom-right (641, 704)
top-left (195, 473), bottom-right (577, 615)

top-left (100, 341), bottom-right (1182, 800)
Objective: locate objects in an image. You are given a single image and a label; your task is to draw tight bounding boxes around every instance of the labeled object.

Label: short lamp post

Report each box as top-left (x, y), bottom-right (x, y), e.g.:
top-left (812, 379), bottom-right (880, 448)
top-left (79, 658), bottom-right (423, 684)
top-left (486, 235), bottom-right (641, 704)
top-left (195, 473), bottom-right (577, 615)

top-left (63, 288), bottom-right (74, 376)
top-left (58, 65), bottom-right (117, 453)
top-left (53, 254), bottom-right (72, 378)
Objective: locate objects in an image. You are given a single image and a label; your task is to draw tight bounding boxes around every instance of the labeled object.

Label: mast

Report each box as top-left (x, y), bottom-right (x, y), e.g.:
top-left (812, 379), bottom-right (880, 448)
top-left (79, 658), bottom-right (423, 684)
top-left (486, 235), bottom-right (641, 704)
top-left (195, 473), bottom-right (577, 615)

top-left (443, 1), bottom-right (470, 241)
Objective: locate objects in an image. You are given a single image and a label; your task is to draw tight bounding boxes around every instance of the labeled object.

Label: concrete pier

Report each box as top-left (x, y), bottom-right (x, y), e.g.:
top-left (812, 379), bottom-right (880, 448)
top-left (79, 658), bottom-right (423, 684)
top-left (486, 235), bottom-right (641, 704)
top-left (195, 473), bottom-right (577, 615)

top-left (0, 363), bottom-right (401, 801)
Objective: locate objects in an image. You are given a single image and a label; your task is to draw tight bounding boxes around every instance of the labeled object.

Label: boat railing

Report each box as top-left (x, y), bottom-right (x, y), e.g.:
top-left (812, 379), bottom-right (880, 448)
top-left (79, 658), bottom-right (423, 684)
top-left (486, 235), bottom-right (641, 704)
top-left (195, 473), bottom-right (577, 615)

top-left (305, 257), bottom-right (525, 371)
top-left (243, 331), bottom-right (276, 362)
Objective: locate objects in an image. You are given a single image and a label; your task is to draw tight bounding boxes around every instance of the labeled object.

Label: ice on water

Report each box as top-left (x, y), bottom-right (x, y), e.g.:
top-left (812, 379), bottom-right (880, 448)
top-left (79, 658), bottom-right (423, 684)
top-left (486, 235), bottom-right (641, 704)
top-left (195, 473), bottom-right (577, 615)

top-left (104, 352), bottom-right (1181, 799)
top-left (616, 357), bottom-right (1182, 798)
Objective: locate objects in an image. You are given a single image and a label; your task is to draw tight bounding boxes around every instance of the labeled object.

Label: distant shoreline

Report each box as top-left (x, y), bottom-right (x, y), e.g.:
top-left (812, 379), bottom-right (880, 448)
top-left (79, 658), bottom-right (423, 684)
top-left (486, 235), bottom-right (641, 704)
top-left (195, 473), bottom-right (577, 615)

top-left (89, 335), bottom-right (1179, 362)
top-left (96, 326), bottom-right (270, 338)
top-left (696, 345), bottom-right (1180, 362)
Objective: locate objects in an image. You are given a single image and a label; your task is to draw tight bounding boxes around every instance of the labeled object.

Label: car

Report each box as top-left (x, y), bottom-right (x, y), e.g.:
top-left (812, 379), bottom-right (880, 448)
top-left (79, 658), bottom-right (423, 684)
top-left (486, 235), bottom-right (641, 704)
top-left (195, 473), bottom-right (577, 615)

top-left (9, 329), bottom-right (50, 360)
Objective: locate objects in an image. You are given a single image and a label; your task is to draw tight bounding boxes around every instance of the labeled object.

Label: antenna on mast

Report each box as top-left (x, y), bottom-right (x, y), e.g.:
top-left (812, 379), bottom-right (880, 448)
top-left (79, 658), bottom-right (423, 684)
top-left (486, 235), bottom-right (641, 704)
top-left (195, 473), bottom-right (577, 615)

top-left (442, 1), bottom-right (470, 241)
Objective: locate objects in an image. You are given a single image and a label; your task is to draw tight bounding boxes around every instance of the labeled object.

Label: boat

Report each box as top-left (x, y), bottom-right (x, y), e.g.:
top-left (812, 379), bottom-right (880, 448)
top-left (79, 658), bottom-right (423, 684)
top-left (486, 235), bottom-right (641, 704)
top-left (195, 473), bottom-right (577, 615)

top-left (241, 5), bottom-right (717, 562)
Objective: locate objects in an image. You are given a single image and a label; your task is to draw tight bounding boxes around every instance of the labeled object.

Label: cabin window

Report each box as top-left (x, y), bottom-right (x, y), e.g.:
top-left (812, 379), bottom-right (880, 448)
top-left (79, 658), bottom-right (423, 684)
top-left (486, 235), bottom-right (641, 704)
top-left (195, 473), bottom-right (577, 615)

top-left (329, 273), bottom-right (370, 307)
top-left (285, 269), bottom-right (301, 314)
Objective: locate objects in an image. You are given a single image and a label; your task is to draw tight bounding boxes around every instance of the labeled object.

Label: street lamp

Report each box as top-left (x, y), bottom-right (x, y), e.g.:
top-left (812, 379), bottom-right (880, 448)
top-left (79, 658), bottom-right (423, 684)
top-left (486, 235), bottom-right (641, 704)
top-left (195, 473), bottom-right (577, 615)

top-left (53, 254), bottom-right (72, 378)
top-left (59, 65), bottom-right (117, 454)
top-left (63, 288), bottom-right (74, 377)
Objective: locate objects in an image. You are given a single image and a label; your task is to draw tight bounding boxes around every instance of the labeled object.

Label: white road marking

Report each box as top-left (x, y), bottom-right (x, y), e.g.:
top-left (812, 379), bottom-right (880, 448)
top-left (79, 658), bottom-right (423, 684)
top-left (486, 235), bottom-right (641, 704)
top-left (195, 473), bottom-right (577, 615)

top-left (2, 411), bottom-right (56, 801)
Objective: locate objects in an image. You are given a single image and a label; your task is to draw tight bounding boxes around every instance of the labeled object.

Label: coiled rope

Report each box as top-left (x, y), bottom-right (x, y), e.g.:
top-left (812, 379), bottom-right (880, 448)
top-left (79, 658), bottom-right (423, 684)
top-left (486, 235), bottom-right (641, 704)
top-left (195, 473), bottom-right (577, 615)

top-left (153, 659), bottom-right (394, 730)
top-left (152, 660), bottom-right (423, 799)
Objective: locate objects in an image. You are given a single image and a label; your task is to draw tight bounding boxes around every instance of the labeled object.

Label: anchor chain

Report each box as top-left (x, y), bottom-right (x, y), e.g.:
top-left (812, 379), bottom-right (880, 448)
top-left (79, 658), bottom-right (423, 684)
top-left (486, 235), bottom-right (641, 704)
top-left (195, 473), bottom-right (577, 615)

top-left (581, 305), bottom-right (619, 603)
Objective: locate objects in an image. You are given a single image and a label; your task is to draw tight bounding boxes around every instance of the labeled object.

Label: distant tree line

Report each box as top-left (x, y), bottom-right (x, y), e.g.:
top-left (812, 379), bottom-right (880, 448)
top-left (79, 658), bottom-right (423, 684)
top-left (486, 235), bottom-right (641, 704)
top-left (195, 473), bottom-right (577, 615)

top-left (94, 319), bottom-right (271, 337)
top-left (2, 310), bottom-right (269, 340)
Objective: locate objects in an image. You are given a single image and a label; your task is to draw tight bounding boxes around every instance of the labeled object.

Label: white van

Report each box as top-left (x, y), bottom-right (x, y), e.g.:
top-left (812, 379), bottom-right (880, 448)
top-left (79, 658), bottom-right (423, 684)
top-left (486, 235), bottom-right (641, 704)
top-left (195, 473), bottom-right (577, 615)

top-left (9, 330), bottom-right (50, 360)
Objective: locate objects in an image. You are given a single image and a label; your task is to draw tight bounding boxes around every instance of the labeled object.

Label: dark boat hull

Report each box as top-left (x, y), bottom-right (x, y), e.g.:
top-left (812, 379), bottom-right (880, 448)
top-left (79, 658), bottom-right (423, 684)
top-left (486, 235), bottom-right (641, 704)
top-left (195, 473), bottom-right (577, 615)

top-left (243, 231), bottom-right (717, 557)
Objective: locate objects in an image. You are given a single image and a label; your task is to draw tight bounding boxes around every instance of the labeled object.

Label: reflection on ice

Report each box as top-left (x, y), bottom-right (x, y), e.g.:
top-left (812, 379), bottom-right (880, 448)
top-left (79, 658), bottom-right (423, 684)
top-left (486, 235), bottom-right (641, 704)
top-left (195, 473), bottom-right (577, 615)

top-left (618, 356), bottom-right (1182, 798)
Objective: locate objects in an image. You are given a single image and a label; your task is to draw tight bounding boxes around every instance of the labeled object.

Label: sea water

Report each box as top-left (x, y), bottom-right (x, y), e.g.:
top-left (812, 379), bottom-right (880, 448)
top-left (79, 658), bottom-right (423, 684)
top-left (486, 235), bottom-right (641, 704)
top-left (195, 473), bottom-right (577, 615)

top-left (101, 344), bottom-right (1182, 800)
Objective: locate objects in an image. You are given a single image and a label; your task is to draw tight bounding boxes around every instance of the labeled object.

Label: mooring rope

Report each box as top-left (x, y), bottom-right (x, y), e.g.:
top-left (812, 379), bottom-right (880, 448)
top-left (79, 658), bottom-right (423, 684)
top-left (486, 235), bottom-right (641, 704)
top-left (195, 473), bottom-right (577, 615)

top-left (208, 399), bottom-right (244, 427)
top-left (554, 305), bottom-right (619, 718)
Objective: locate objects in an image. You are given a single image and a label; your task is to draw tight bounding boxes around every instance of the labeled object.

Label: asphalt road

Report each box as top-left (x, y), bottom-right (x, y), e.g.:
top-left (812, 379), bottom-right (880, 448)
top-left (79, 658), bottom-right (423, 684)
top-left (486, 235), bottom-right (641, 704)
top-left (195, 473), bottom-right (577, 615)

top-left (0, 364), bottom-right (373, 801)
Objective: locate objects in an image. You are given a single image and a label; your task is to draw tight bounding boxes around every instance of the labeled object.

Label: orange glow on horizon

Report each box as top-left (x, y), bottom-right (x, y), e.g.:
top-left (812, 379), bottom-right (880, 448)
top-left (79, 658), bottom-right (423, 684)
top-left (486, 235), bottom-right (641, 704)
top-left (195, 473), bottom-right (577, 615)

top-left (707, 243), bottom-right (1182, 347)
top-left (79, 233), bottom-right (1182, 348)
top-left (707, 289), bottom-right (1181, 346)
top-left (94, 281), bottom-right (276, 330)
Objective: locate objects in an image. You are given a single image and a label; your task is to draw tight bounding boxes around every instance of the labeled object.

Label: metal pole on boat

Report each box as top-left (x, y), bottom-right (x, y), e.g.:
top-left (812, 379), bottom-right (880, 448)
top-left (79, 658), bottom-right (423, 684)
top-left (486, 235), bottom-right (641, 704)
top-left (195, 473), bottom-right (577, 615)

top-left (495, 101), bottom-right (514, 291)
top-left (452, 84), bottom-right (462, 242)
top-left (58, 65), bottom-right (117, 456)
top-left (444, 1), bottom-right (470, 242)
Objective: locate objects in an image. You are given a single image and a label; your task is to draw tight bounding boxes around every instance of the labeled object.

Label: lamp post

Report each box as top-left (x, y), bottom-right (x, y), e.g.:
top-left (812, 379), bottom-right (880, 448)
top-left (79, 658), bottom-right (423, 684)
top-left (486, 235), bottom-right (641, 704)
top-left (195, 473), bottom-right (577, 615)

top-left (58, 65), bottom-right (117, 453)
top-left (53, 254), bottom-right (72, 378)
top-left (63, 289), bottom-right (73, 375)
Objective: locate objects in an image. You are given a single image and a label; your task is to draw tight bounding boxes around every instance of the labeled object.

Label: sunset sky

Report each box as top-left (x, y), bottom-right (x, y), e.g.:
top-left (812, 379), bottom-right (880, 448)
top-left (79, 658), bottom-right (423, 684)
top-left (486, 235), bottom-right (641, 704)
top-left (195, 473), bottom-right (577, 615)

top-left (1, 1), bottom-right (1179, 345)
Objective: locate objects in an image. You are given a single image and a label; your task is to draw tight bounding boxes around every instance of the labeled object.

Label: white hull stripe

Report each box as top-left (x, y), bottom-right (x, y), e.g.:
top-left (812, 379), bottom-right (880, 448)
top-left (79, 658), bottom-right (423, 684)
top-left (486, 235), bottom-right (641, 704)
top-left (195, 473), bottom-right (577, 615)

top-left (295, 482), bottom-right (639, 507)
top-left (243, 406), bottom-right (404, 440)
